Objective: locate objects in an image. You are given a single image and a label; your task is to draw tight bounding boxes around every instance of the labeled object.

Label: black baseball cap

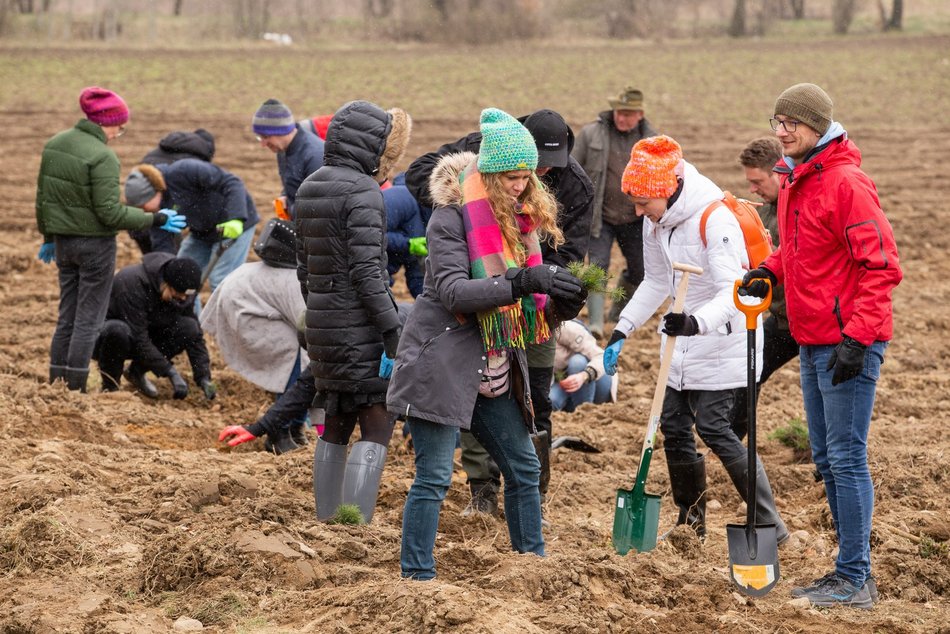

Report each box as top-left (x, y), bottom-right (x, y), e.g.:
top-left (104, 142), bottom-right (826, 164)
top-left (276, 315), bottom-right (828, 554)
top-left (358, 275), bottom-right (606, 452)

top-left (522, 109), bottom-right (572, 169)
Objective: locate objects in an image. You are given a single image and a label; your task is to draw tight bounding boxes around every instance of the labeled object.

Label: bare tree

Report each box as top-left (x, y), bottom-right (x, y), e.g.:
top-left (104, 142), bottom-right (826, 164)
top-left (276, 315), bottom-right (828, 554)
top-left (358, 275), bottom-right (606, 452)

top-left (233, 0), bottom-right (270, 38)
top-left (606, 0), bottom-right (638, 39)
top-left (831, 0), bottom-right (856, 34)
top-left (173, 0), bottom-right (184, 16)
top-left (877, 0), bottom-right (903, 31)
top-left (783, 0), bottom-right (805, 19)
top-left (364, 0), bottom-right (393, 19)
top-left (729, 0), bottom-right (746, 37)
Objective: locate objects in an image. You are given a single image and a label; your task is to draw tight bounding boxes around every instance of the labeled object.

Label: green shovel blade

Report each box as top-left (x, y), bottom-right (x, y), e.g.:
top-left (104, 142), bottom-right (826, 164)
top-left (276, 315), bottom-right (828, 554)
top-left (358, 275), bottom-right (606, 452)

top-left (612, 488), bottom-right (662, 555)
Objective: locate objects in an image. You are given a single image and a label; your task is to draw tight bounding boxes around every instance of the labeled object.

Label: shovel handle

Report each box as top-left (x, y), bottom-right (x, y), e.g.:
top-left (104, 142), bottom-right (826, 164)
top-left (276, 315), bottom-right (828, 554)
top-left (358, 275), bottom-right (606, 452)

top-left (733, 279), bottom-right (772, 330)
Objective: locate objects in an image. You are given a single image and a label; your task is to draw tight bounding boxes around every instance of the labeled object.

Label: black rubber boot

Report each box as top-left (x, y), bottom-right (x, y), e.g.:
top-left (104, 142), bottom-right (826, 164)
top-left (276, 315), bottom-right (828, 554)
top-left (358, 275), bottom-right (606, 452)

top-left (49, 365), bottom-right (68, 385)
top-left (723, 456), bottom-right (789, 544)
top-left (461, 480), bottom-right (499, 517)
top-left (124, 363), bottom-right (158, 398)
top-left (289, 421), bottom-right (309, 446)
top-left (531, 430), bottom-right (551, 527)
top-left (265, 427), bottom-right (301, 455)
top-left (667, 455), bottom-right (707, 538)
top-left (64, 367), bottom-right (88, 393)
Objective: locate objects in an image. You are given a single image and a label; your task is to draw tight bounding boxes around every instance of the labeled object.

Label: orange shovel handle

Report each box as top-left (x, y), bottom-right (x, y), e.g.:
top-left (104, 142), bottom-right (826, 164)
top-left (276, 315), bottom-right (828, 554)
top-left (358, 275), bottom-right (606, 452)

top-left (733, 279), bottom-right (772, 330)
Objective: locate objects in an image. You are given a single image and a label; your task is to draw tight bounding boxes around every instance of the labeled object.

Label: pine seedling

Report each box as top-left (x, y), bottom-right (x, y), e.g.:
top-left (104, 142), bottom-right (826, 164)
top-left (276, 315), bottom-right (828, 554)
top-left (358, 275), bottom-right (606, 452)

top-left (331, 504), bottom-right (365, 525)
top-left (567, 262), bottom-right (627, 303)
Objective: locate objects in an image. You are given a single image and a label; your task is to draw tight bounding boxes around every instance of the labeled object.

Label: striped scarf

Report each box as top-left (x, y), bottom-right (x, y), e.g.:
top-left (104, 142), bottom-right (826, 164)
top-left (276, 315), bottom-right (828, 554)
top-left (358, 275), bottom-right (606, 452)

top-left (458, 163), bottom-right (550, 355)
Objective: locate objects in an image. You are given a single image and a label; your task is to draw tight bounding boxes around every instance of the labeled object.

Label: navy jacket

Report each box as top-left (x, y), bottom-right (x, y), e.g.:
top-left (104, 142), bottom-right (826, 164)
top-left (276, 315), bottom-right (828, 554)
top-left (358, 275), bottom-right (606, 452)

top-left (384, 174), bottom-right (425, 257)
top-left (142, 129), bottom-right (215, 166)
top-left (158, 159), bottom-right (258, 243)
top-left (278, 123), bottom-right (325, 218)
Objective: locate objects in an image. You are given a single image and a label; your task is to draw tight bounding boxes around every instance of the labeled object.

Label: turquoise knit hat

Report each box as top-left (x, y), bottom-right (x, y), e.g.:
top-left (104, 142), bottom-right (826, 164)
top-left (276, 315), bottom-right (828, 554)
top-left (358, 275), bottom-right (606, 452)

top-left (477, 108), bottom-right (539, 174)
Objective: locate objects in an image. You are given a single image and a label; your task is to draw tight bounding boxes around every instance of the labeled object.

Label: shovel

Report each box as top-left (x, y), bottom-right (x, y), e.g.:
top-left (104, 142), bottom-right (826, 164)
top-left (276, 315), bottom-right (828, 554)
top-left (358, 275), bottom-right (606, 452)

top-left (727, 278), bottom-right (780, 597)
top-left (199, 237), bottom-right (235, 290)
top-left (551, 436), bottom-right (601, 454)
top-left (612, 262), bottom-right (703, 555)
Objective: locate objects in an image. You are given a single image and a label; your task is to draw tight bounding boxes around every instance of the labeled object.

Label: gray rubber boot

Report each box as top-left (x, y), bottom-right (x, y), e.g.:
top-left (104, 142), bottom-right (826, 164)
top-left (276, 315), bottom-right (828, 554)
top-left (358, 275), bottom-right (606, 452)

top-left (723, 456), bottom-right (789, 544)
top-left (265, 427), bottom-right (301, 455)
top-left (313, 439), bottom-right (348, 521)
top-left (64, 367), bottom-right (88, 393)
top-left (49, 365), bottom-right (68, 384)
top-left (587, 292), bottom-right (605, 339)
top-left (341, 441), bottom-right (388, 524)
top-left (667, 455), bottom-right (707, 538)
top-left (607, 269), bottom-right (637, 323)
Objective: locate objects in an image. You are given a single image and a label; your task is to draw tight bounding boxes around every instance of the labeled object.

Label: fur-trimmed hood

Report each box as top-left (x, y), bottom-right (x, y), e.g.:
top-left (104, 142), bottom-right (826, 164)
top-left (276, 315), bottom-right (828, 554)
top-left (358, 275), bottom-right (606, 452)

top-left (428, 151), bottom-right (477, 208)
top-left (378, 108), bottom-right (412, 184)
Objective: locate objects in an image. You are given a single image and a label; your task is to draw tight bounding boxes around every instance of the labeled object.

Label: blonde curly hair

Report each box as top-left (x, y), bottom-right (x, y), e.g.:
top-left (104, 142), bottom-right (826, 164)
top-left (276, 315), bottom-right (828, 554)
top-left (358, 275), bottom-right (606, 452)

top-left (482, 171), bottom-right (563, 266)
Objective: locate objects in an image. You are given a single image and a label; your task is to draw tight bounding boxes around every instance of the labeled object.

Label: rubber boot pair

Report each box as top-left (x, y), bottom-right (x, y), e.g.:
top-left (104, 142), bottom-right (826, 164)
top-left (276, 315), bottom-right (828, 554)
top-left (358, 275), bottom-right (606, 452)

top-left (313, 439), bottom-right (388, 524)
top-left (667, 455), bottom-right (707, 538)
top-left (51, 364), bottom-right (88, 392)
top-left (531, 430), bottom-right (551, 528)
top-left (723, 456), bottom-right (789, 544)
top-left (607, 269), bottom-right (637, 323)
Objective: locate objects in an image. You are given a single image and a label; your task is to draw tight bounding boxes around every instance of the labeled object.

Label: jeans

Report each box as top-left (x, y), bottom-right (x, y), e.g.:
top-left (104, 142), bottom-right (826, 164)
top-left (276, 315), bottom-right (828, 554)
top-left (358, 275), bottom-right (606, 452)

top-left (550, 353), bottom-right (613, 412)
top-left (660, 387), bottom-right (743, 466)
top-left (177, 227), bottom-right (254, 312)
top-left (800, 341), bottom-right (886, 586)
top-left (401, 392), bottom-right (544, 580)
top-left (587, 219), bottom-right (645, 288)
top-left (50, 236), bottom-right (117, 372)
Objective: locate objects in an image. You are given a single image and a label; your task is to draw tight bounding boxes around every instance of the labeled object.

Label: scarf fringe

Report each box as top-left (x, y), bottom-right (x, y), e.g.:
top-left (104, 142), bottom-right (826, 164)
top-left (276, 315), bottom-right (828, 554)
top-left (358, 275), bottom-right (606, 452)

top-left (477, 302), bottom-right (550, 356)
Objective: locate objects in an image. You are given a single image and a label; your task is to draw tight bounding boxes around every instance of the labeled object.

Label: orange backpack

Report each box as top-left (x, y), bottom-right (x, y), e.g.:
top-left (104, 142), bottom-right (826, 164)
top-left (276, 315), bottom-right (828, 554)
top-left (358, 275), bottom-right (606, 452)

top-left (699, 191), bottom-right (773, 268)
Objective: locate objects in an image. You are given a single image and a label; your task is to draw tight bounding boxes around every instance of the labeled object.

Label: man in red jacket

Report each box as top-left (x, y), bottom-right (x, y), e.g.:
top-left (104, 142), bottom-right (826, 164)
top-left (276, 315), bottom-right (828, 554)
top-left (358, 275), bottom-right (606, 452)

top-left (743, 83), bottom-right (902, 609)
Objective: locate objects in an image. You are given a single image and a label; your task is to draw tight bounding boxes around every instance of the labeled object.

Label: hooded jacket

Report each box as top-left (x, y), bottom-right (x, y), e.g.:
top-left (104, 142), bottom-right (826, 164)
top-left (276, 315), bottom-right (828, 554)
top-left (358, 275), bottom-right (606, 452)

top-left (572, 111), bottom-right (657, 238)
top-left (141, 129), bottom-right (216, 165)
top-left (106, 252), bottom-right (211, 380)
top-left (762, 136), bottom-right (901, 346)
top-left (36, 119), bottom-right (155, 240)
top-left (403, 115), bottom-right (593, 269)
top-left (295, 100), bottom-right (404, 394)
top-left (615, 161), bottom-right (761, 391)
top-left (386, 152), bottom-right (535, 429)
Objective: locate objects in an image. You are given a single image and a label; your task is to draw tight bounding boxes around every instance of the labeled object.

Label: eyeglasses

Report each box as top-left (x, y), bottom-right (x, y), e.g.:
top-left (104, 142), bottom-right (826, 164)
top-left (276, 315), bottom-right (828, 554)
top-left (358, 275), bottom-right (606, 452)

top-left (255, 134), bottom-right (272, 142)
top-left (770, 118), bottom-right (799, 133)
top-left (116, 125), bottom-right (127, 137)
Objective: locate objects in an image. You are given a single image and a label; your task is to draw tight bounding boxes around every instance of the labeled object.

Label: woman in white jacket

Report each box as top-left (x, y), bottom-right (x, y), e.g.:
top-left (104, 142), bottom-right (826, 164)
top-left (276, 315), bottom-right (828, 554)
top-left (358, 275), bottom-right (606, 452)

top-left (602, 136), bottom-right (786, 542)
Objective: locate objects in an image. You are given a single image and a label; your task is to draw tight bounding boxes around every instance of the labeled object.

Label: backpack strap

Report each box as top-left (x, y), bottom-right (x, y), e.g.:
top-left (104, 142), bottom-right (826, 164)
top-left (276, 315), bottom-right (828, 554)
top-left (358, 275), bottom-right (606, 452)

top-left (698, 199), bottom-right (725, 248)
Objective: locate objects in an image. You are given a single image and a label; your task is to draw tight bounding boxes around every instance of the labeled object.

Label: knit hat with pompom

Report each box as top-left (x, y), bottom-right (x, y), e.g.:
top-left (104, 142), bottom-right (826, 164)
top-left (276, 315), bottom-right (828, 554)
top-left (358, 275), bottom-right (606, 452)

top-left (621, 135), bottom-right (683, 199)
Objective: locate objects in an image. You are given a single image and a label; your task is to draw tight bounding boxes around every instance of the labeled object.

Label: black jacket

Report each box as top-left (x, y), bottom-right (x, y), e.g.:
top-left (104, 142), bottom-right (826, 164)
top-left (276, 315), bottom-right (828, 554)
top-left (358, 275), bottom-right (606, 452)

top-left (404, 121), bottom-right (594, 269)
top-left (141, 129), bottom-right (215, 166)
top-left (295, 101), bottom-right (401, 394)
top-left (106, 252), bottom-right (211, 380)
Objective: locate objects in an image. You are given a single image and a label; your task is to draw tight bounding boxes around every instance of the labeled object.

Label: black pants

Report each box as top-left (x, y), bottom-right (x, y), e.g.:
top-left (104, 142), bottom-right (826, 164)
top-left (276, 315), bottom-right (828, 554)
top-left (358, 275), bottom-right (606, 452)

top-left (731, 315), bottom-right (800, 440)
top-left (661, 387), bottom-right (744, 466)
top-left (50, 236), bottom-right (116, 373)
top-left (94, 316), bottom-right (204, 386)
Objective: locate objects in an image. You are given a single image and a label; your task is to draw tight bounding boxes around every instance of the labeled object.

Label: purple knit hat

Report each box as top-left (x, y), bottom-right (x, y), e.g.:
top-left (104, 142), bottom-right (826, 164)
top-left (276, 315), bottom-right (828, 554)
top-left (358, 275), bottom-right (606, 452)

top-left (79, 87), bottom-right (129, 126)
top-left (252, 99), bottom-right (295, 136)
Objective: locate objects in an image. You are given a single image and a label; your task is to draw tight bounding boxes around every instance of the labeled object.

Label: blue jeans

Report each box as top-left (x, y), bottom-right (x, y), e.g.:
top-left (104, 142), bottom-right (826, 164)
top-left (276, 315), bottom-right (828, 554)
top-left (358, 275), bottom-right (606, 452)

top-left (800, 341), bottom-right (886, 586)
top-left (550, 353), bottom-right (613, 413)
top-left (401, 392), bottom-right (544, 580)
top-left (177, 227), bottom-right (254, 313)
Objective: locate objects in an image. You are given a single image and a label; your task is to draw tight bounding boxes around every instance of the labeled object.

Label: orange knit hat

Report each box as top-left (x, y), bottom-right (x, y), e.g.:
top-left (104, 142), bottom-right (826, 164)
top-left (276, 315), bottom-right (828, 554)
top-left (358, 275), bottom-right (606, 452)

top-left (621, 135), bottom-right (683, 199)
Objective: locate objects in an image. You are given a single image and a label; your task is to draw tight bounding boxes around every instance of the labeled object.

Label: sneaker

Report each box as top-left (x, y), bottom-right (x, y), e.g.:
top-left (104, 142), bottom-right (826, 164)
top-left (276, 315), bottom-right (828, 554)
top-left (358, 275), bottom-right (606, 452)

top-left (791, 571), bottom-right (836, 598)
top-left (801, 574), bottom-right (874, 609)
top-left (866, 575), bottom-right (880, 604)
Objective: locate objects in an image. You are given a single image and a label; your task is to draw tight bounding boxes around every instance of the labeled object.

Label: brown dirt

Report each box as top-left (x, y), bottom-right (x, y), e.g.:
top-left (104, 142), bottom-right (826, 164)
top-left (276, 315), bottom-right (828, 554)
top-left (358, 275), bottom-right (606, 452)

top-left (1, 88), bottom-right (949, 634)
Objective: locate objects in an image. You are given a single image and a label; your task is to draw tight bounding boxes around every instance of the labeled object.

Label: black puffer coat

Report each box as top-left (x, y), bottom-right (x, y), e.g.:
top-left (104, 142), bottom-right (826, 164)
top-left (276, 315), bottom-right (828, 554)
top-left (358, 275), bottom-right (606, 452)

top-left (295, 101), bottom-right (401, 394)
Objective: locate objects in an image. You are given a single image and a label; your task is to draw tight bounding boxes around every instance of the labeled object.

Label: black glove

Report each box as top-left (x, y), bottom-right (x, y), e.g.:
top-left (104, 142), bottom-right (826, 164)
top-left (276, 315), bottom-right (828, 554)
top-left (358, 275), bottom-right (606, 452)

top-left (506, 265), bottom-right (583, 301)
top-left (382, 327), bottom-right (401, 359)
top-left (198, 378), bottom-right (217, 401)
top-left (167, 367), bottom-right (189, 400)
top-left (662, 312), bottom-right (700, 337)
top-left (826, 336), bottom-right (867, 386)
top-left (740, 267), bottom-right (778, 299)
top-left (551, 286), bottom-right (588, 322)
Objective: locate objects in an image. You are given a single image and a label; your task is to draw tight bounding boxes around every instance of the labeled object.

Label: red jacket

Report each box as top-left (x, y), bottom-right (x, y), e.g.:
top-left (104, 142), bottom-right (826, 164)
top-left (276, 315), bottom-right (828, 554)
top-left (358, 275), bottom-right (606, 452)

top-left (763, 137), bottom-right (901, 346)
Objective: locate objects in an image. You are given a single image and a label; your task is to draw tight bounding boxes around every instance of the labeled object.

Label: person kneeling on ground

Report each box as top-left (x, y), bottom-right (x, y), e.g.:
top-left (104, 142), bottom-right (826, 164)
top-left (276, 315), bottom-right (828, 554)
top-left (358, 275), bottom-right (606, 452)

top-left (387, 108), bottom-right (586, 581)
top-left (550, 319), bottom-right (617, 413)
top-left (93, 253), bottom-right (215, 400)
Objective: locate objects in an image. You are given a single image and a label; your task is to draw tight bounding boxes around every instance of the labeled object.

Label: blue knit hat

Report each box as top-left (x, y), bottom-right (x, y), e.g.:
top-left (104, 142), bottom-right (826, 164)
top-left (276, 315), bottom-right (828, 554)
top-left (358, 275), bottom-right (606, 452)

top-left (252, 99), bottom-right (295, 136)
top-left (477, 108), bottom-right (538, 174)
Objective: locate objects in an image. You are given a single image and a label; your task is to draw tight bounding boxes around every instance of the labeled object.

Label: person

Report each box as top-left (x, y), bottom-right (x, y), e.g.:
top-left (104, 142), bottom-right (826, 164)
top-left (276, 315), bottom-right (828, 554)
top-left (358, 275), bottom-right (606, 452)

top-left (299, 114), bottom-right (334, 141)
top-left (93, 253), bottom-right (215, 401)
top-left (743, 83), bottom-right (902, 609)
top-left (550, 319), bottom-right (616, 413)
top-left (383, 173), bottom-right (427, 298)
top-left (404, 108), bottom-right (594, 520)
top-left (602, 135), bottom-right (787, 544)
top-left (122, 159), bottom-right (259, 302)
top-left (203, 219), bottom-right (309, 452)
top-left (35, 86), bottom-right (186, 393)
top-left (131, 128), bottom-right (217, 255)
top-left (730, 136), bottom-right (800, 440)
top-left (387, 108), bottom-right (586, 581)
top-left (252, 99), bottom-right (325, 220)
top-left (296, 100), bottom-right (412, 525)
top-left (573, 86), bottom-right (658, 337)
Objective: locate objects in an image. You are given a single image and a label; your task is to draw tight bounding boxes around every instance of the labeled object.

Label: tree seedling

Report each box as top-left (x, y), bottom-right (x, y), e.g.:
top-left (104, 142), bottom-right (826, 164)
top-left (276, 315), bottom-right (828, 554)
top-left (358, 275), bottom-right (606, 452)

top-left (331, 504), bottom-right (365, 525)
top-left (567, 262), bottom-right (627, 303)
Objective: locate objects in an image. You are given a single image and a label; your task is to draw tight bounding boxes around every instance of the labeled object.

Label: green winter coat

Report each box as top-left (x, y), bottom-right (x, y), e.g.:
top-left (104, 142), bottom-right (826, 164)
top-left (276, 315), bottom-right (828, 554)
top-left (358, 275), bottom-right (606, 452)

top-left (35, 119), bottom-right (153, 242)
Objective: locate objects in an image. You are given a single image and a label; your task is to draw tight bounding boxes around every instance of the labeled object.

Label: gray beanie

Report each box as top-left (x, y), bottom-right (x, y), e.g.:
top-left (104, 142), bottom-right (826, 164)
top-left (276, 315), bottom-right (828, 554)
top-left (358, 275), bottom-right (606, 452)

top-left (774, 83), bottom-right (833, 136)
top-left (125, 164), bottom-right (165, 207)
top-left (252, 98), bottom-right (295, 136)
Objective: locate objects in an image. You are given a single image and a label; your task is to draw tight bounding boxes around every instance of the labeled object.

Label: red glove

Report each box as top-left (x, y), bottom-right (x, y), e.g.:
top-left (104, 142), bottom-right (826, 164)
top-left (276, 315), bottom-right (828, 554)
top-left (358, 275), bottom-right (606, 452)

top-left (218, 425), bottom-right (256, 447)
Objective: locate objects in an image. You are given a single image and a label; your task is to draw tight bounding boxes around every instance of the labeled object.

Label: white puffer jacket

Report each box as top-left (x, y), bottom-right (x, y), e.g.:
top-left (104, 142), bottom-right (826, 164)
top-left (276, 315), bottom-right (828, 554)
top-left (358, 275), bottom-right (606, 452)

top-left (615, 161), bottom-right (762, 391)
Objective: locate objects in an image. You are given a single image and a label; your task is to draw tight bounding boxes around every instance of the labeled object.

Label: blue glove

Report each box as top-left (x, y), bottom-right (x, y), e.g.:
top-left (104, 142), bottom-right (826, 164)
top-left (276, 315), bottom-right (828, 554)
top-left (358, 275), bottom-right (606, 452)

top-left (37, 243), bottom-right (55, 264)
top-left (603, 331), bottom-right (626, 376)
top-left (158, 209), bottom-right (187, 234)
top-left (379, 352), bottom-right (394, 379)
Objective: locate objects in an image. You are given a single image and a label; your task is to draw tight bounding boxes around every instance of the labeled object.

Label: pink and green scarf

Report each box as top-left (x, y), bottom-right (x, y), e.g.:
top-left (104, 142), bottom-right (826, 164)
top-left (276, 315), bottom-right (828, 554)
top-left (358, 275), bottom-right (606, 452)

top-left (458, 163), bottom-right (550, 355)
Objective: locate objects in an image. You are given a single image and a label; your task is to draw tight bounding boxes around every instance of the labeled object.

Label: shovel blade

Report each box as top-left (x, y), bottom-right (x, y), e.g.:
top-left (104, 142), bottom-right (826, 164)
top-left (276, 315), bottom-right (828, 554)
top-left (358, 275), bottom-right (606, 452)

top-left (612, 487), bottom-right (661, 555)
top-left (726, 522), bottom-right (781, 597)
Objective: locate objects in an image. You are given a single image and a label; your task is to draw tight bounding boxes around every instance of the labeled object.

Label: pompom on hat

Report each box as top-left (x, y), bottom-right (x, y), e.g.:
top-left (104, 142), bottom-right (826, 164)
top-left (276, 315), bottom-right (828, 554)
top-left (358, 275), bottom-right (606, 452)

top-left (252, 98), bottom-right (295, 136)
top-left (621, 135), bottom-right (683, 199)
top-left (79, 87), bottom-right (129, 127)
top-left (774, 83), bottom-right (834, 136)
top-left (477, 108), bottom-right (538, 174)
